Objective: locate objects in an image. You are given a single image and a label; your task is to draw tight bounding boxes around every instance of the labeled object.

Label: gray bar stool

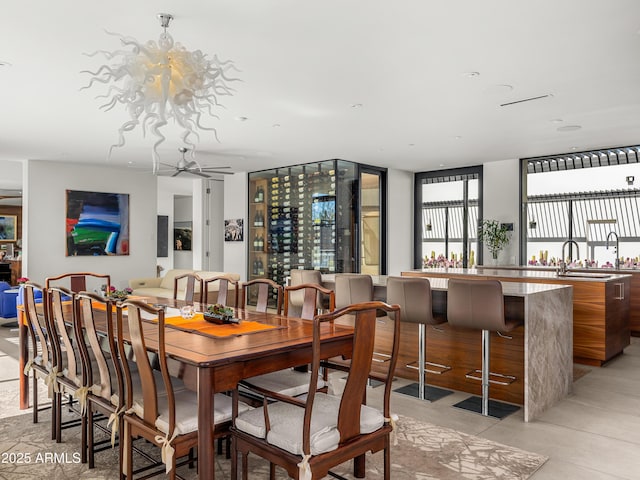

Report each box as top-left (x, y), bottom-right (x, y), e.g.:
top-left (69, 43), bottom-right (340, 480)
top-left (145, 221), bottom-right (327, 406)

top-left (386, 276), bottom-right (452, 401)
top-left (335, 274), bottom-right (373, 308)
top-left (447, 278), bottom-right (521, 419)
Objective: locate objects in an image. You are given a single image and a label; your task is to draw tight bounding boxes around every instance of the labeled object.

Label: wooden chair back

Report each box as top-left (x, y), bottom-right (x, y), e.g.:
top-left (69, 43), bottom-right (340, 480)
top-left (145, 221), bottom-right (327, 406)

top-left (316, 302), bottom-right (400, 443)
top-left (203, 275), bottom-right (239, 306)
top-left (47, 286), bottom-right (82, 387)
top-left (45, 272), bottom-right (111, 294)
top-left (23, 282), bottom-right (54, 370)
top-left (173, 273), bottom-right (202, 304)
top-left (241, 278), bottom-right (283, 314)
top-left (75, 293), bottom-right (122, 405)
top-left (283, 283), bottom-right (335, 320)
top-left (117, 300), bottom-right (176, 433)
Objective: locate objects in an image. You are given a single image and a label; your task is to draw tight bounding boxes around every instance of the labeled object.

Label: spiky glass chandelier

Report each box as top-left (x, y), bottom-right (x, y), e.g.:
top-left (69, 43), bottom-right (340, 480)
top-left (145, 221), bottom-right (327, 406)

top-left (82, 13), bottom-right (238, 172)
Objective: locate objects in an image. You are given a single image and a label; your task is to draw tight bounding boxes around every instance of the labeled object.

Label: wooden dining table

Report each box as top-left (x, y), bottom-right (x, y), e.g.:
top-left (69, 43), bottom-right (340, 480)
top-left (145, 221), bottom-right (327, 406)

top-left (17, 297), bottom-right (355, 479)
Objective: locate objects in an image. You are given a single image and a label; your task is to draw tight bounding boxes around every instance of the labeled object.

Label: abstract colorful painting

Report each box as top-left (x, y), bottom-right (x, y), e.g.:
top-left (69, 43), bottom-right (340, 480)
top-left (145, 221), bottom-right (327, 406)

top-left (66, 190), bottom-right (129, 256)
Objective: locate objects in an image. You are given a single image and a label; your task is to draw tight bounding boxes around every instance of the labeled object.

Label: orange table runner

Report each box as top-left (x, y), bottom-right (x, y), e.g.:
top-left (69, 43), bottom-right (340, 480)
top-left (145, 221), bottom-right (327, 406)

top-left (158, 313), bottom-right (280, 338)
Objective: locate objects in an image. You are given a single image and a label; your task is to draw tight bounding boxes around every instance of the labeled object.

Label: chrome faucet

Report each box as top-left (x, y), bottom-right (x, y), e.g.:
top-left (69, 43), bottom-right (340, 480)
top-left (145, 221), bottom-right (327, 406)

top-left (606, 231), bottom-right (620, 269)
top-left (560, 240), bottom-right (580, 274)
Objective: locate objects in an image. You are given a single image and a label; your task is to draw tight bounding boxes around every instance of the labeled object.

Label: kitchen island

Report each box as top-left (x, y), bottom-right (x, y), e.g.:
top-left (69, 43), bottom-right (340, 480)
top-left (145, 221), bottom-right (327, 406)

top-left (403, 268), bottom-right (631, 366)
top-left (323, 274), bottom-right (573, 421)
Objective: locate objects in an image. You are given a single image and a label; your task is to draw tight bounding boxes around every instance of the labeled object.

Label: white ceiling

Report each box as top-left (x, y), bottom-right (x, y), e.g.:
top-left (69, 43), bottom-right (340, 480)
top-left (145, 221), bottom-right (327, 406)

top-left (3, 1), bottom-right (640, 182)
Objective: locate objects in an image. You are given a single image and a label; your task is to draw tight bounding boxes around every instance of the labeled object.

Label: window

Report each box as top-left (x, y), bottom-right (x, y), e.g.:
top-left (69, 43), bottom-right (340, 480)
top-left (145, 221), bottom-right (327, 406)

top-left (414, 166), bottom-right (482, 268)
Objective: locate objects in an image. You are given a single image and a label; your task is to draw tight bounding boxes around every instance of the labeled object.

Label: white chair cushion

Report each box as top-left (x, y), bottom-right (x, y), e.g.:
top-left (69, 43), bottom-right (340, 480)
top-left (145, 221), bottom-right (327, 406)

top-left (242, 369), bottom-right (327, 398)
top-left (234, 392), bottom-right (384, 456)
top-left (154, 392), bottom-right (251, 435)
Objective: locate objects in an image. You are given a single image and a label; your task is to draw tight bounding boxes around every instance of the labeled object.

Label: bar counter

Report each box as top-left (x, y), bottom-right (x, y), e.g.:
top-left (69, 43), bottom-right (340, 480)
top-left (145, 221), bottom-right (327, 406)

top-left (403, 268), bottom-right (631, 366)
top-left (324, 274), bottom-right (573, 421)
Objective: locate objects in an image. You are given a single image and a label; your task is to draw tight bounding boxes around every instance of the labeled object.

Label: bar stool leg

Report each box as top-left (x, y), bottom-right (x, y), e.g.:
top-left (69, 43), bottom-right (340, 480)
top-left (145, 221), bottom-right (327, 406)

top-left (482, 329), bottom-right (490, 416)
top-left (417, 324), bottom-right (426, 401)
top-left (395, 324), bottom-right (452, 401)
top-left (453, 328), bottom-right (519, 419)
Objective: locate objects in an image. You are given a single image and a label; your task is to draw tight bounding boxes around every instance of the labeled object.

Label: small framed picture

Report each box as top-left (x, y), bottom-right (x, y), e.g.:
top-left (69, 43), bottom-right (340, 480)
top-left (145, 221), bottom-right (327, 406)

top-left (224, 219), bottom-right (243, 242)
top-left (0, 215), bottom-right (18, 242)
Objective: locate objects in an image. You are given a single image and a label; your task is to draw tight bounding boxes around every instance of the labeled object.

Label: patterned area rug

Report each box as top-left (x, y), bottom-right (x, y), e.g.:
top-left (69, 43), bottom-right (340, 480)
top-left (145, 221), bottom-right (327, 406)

top-left (0, 412), bottom-right (547, 479)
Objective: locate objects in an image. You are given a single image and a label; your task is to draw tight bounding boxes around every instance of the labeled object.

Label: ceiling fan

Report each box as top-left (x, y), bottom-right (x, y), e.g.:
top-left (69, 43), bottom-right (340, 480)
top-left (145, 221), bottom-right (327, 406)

top-left (159, 147), bottom-right (234, 178)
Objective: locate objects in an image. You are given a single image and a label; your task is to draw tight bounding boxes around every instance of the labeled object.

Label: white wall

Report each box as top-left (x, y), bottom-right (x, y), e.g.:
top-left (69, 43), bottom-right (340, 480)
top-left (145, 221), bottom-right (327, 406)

top-left (204, 179), bottom-right (224, 271)
top-left (173, 195), bottom-right (193, 269)
top-left (387, 168), bottom-right (413, 275)
top-left (23, 160), bottom-right (157, 289)
top-left (482, 158), bottom-right (520, 265)
top-left (0, 160), bottom-right (22, 189)
top-left (156, 176), bottom-right (197, 274)
top-left (223, 173), bottom-right (248, 281)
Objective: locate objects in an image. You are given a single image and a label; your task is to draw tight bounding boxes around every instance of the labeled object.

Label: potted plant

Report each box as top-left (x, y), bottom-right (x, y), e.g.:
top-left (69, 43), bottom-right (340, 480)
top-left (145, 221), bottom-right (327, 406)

top-left (480, 219), bottom-right (511, 262)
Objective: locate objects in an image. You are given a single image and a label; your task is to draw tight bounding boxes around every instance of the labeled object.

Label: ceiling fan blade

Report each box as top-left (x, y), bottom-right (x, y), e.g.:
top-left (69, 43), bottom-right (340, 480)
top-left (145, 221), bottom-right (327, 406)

top-left (184, 161), bottom-right (198, 170)
top-left (159, 162), bottom-right (176, 168)
top-left (189, 170), bottom-right (211, 178)
top-left (200, 170), bottom-right (234, 175)
top-left (171, 170), bottom-right (182, 177)
top-left (199, 166), bottom-right (232, 170)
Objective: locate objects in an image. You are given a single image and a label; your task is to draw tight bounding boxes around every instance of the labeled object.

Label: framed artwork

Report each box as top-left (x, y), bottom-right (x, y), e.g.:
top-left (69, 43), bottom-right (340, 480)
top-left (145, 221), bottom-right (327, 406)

top-left (66, 190), bottom-right (130, 256)
top-left (0, 215), bottom-right (17, 242)
top-left (224, 218), bottom-right (243, 242)
top-left (157, 215), bottom-right (169, 257)
top-left (174, 221), bottom-right (192, 251)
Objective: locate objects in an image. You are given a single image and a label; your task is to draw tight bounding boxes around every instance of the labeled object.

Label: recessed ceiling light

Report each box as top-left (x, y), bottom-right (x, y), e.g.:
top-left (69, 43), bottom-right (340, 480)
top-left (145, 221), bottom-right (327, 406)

top-left (128, 160), bottom-right (135, 166)
top-left (571, 147), bottom-right (577, 150)
top-left (408, 143), bottom-right (415, 147)
top-left (557, 125), bottom-right (582, 132)
top-left (454, 136), bottom-right (462, 140)
top-left (439, 163), bottom-right (445, 167)
top-left (463, 71), bottom-right (480, 78)
top-left (485, 84), bottom-right (513, 95)
top-left (272, 123), bottom-right (281, 128)
top-left (551, 118), bottom-right (563, 123)
top-left (235, 116), bottom-right (249, 122)
top-left (351, 103), bottom-right (363, 108)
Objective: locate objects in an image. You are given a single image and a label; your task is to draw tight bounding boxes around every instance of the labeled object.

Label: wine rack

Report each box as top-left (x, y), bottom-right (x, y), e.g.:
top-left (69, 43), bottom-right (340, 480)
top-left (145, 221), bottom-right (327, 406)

top-left (248, 160), bottom-right (359, 306)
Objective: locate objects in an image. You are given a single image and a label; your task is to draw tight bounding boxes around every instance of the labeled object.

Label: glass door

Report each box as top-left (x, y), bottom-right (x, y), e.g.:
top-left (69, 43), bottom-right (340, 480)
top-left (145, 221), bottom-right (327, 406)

top-left (359, 168), bottom-right (386, 275)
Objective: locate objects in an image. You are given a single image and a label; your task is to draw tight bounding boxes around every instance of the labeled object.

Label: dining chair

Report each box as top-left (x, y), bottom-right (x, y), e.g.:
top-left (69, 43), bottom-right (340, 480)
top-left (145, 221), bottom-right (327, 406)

top-left (173, 272), bottom-right (202, 304)
top-left (241, 283), bottom-right (335, 399)
top-left (287, 269), bottom-right (323, 317)
top-left (45, 272), bottom-right (111, 294)
top-left (202, 274), bottom-right (239, 306)
top-left (22, 282), bottom-right (57, 439)
top-left (283, 283), bottom-right (335, 319)
top-left (231, 300), bottom-right (402, 480)
top-left (241, 278), bottom-right (283, 314)
top-left (75, 292), bottom-right (125, 469)
top-left (47, 286), bottom-right (87, 447)
top-left (117, 300), bottom-right (250, 479)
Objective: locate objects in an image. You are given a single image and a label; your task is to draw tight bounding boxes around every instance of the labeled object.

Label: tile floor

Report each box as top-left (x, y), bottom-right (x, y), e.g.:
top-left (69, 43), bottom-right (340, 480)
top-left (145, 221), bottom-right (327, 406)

top-left (1, 317), bottom-right (638, 479)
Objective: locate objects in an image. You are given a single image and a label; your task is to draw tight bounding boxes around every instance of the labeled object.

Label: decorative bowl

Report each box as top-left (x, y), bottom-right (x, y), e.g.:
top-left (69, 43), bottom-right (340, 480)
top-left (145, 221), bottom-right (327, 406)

top-left (203, 312), bottom-right (239, 325)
